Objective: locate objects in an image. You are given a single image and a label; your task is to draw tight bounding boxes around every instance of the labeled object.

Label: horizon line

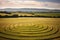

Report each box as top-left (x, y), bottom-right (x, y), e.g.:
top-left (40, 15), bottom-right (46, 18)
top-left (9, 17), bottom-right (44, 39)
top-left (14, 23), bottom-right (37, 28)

top-left (0, 7), bottom-right (60, 10)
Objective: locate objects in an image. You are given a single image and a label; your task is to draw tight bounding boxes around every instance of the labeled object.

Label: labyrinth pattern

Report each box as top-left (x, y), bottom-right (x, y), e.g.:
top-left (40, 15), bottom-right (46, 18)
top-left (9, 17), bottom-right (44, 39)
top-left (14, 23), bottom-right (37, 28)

top-left (0, 23), bottom-right (60, 40)
top-left (0, 18), bottom-right (60, 40)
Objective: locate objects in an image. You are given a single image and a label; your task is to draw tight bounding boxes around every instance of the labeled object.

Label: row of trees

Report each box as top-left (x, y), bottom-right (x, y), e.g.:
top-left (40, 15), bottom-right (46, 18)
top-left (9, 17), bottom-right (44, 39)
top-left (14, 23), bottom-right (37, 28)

top-left (0, 11), bottom-right (60, 18)
top-left (0, 14), bottom-right (60, 18)
top-left (0, 11), bottom-right (60, 14)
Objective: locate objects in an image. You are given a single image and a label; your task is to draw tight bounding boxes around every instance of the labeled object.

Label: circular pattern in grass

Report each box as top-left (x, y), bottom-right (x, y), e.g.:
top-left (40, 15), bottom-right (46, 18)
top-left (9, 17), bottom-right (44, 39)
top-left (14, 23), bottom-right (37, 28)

top-left (0, 23), bottom-right (60, 40)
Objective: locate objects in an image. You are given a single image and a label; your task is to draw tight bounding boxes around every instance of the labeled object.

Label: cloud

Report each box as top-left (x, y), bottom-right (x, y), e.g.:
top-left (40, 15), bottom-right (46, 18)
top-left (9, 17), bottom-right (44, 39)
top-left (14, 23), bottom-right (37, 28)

top-left (43, 2), bottom-right (60, 8)
top-left (36, 0), bottom-right (60, 3)
top-left (0, 0), bottom-right (44, 7)
top-left (0, 0), bottom-right (60, 9)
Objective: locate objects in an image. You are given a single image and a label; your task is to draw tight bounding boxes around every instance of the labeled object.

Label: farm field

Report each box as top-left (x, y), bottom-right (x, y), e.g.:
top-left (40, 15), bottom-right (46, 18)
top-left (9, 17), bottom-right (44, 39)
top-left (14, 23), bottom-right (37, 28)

top-left (0, 12), bottom-right (60, 18)
top-left (0, 18), bottom-right (60, 40)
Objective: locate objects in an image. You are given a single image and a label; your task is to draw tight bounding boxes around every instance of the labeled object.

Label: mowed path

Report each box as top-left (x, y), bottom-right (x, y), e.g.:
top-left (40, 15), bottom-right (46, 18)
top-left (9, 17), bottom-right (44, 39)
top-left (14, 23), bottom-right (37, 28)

top-left (0, 18), bottom-right (60, 40)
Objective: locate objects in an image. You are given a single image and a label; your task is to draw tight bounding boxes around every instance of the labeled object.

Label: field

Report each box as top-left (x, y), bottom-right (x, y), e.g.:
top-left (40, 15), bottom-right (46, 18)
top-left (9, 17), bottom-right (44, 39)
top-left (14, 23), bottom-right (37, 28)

top-left (0, 18), bottom-right (60, 40)
top-left (0, 12), bottom-right (60, 18)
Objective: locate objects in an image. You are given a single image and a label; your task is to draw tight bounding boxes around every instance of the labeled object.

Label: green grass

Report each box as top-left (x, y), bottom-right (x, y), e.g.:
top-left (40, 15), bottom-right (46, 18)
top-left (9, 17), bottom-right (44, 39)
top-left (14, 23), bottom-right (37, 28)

top-left (0, 12), bottom-right (60, 18)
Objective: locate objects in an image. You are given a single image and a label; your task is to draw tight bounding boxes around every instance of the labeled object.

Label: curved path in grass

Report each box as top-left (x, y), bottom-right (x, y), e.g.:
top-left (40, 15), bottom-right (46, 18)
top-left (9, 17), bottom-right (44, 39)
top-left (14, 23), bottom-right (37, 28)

top-left (0, 18), bottom-right (60, 40)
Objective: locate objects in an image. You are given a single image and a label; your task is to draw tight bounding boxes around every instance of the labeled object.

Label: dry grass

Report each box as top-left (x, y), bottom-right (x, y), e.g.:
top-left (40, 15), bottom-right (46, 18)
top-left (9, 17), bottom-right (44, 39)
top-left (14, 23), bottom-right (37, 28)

top-left (0, 18), bottom-right (60, 40)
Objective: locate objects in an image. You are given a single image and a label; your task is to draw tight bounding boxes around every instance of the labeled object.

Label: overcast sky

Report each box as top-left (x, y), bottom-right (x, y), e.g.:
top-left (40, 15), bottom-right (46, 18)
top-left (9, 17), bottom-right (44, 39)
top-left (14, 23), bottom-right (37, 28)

top-left (0, 0), bottom-right (60, 9)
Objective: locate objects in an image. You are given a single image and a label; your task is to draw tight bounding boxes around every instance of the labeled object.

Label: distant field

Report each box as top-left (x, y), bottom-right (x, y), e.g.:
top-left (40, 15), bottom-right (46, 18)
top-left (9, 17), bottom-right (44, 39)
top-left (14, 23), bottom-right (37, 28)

top-left (34, 13), bottom-right (60, 16)
top-left (0, 12), bottom-right (60, 18)
top-left (0, 18), bottom-right (60, 40)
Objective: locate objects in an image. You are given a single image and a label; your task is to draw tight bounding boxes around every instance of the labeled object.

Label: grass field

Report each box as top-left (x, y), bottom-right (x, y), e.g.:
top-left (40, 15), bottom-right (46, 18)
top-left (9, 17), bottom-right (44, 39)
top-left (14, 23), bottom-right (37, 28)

top-left (0, 12), bottom-right (60, 18)
top-left (0, 18), bottom-right (60, 40)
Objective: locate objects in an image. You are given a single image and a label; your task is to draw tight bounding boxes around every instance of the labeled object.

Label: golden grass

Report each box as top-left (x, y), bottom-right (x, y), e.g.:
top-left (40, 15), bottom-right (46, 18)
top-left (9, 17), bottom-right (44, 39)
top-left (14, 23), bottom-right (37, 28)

top-left (0, 18), bottom-right (60, 40)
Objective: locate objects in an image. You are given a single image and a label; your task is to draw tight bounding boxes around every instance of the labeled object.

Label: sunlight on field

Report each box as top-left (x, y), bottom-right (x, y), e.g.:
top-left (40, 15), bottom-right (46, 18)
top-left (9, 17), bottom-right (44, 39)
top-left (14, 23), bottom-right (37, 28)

top-left (0, 18), bottom-right (60, 40)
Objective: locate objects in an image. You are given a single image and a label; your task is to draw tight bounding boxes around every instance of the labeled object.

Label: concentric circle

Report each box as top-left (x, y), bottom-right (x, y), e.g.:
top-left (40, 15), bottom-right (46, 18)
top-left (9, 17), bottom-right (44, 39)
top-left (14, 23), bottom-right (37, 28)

top-left (0, 23), bottom-right (60, 40)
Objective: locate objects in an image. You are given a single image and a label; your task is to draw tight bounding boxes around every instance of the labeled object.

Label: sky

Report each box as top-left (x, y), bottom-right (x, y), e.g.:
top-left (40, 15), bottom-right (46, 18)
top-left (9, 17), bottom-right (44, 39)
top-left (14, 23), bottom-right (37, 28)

top-left (0, 0), bottom-right (60, 9)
